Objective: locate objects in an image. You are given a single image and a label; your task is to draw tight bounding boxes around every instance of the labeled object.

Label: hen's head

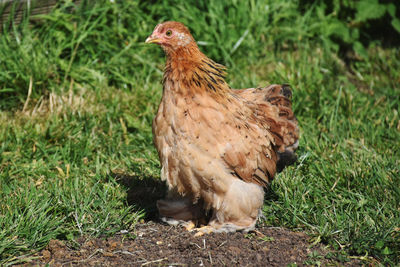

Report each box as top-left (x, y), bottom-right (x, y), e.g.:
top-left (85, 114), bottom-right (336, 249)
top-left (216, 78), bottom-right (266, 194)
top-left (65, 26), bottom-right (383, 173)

top-left (145, 21), bottom-right (197, 54)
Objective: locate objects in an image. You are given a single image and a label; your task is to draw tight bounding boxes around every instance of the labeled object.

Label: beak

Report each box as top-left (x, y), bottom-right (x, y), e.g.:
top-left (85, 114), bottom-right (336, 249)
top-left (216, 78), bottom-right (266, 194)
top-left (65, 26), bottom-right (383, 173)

top-left (145, 35), bottom-right (161, 44)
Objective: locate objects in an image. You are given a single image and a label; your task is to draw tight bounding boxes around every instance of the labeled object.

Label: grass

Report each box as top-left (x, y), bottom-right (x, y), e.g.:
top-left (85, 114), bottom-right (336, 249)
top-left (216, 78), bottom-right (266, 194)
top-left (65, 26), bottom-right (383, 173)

top-left (0, 0), bottom-right (399, 265)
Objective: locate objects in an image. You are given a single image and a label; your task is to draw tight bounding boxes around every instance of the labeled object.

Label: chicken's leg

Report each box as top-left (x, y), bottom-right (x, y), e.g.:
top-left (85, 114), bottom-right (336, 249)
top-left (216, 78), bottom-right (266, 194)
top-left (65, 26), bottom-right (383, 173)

top-left (157, 190), bottom-right (207, 229)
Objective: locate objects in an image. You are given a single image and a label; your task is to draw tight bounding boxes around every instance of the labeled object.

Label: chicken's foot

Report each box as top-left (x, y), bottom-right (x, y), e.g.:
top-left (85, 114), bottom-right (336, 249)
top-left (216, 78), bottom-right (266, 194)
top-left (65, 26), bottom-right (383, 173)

top-left (192, 225), bottom-right (214, 237)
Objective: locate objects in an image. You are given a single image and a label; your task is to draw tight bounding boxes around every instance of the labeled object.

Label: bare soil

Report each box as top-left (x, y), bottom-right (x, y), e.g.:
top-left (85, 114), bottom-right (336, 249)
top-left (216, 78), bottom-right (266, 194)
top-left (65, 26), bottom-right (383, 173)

top-left (20, 221), bottom-right (362, 266)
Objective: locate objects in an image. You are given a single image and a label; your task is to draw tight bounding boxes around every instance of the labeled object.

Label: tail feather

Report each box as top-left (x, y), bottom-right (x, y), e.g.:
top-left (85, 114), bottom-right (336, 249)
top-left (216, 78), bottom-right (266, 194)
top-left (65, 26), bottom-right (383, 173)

top-left (265, 84), bottom-right (299, 171)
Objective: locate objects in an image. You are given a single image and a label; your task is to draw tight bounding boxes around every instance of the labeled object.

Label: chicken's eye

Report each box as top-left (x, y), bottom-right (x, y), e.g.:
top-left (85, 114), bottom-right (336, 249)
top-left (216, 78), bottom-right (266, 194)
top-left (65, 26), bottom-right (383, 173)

top-left (165, 30), bottom-right (172, 37)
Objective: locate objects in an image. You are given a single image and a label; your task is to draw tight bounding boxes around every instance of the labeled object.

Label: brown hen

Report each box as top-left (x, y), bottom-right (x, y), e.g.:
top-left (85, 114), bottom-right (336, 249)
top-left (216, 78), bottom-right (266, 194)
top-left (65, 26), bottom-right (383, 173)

top-left (145, 21), bottom-right (299, 234)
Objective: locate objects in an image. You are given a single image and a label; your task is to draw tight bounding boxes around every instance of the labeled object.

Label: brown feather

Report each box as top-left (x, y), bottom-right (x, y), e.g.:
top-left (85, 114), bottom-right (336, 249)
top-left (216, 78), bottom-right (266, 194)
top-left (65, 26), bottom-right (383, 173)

top-left (147, 21), bottom-right (299, 232)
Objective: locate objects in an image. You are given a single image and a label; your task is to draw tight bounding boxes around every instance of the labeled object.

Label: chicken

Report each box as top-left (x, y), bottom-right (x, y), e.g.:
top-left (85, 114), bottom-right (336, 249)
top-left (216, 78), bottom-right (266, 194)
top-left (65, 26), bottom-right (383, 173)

top-left (145, 21), bottom-right (299, 234)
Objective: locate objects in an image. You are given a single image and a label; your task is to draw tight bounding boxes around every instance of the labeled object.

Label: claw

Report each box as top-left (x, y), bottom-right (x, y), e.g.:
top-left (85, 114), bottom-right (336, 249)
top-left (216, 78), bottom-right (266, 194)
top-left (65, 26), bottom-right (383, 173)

top-left (183, 221), bottom-right (196, 231)
top-left (193, 225), bottom-right (213, 237)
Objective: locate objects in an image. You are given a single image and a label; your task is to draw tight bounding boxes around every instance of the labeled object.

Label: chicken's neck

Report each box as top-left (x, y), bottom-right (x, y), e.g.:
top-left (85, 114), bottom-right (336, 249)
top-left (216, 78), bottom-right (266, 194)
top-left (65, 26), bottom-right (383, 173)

top-left (162, 46), bottom-right (231, 98)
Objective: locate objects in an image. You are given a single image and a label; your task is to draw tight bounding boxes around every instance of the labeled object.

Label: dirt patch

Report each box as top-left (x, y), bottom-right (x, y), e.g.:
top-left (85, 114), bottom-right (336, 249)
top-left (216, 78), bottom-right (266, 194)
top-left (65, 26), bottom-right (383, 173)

top-left (20, 221), bottom-right (361, 266)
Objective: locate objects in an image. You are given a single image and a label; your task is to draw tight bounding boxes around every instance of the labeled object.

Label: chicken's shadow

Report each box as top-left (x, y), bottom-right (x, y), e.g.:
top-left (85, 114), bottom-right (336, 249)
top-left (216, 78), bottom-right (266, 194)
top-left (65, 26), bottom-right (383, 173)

top-left (113, 171), bottom-right (282, 223)
top-left (113, 173), bottom-right (166, 221)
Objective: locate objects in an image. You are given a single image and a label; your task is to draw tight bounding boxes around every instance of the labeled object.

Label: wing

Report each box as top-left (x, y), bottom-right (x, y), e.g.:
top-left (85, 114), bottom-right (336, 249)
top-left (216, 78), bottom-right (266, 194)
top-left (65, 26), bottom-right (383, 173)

top-left (220, 84), bottom-right (299, 186)
top-left (235, 84), bottom-right (299, 172)
top-left (181, 91), bottom-right (281, 187)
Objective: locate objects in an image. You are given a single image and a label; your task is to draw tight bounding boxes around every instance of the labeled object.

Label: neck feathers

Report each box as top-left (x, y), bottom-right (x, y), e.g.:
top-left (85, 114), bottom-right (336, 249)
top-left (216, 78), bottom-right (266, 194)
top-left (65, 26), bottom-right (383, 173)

top-left (163, 45), bottom-right (230, 97)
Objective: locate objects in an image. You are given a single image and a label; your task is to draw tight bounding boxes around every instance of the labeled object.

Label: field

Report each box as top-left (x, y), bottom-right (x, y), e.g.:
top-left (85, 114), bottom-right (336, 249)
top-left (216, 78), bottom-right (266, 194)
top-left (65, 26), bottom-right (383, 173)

top-left (0, 0), bottom-right (399, 265)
